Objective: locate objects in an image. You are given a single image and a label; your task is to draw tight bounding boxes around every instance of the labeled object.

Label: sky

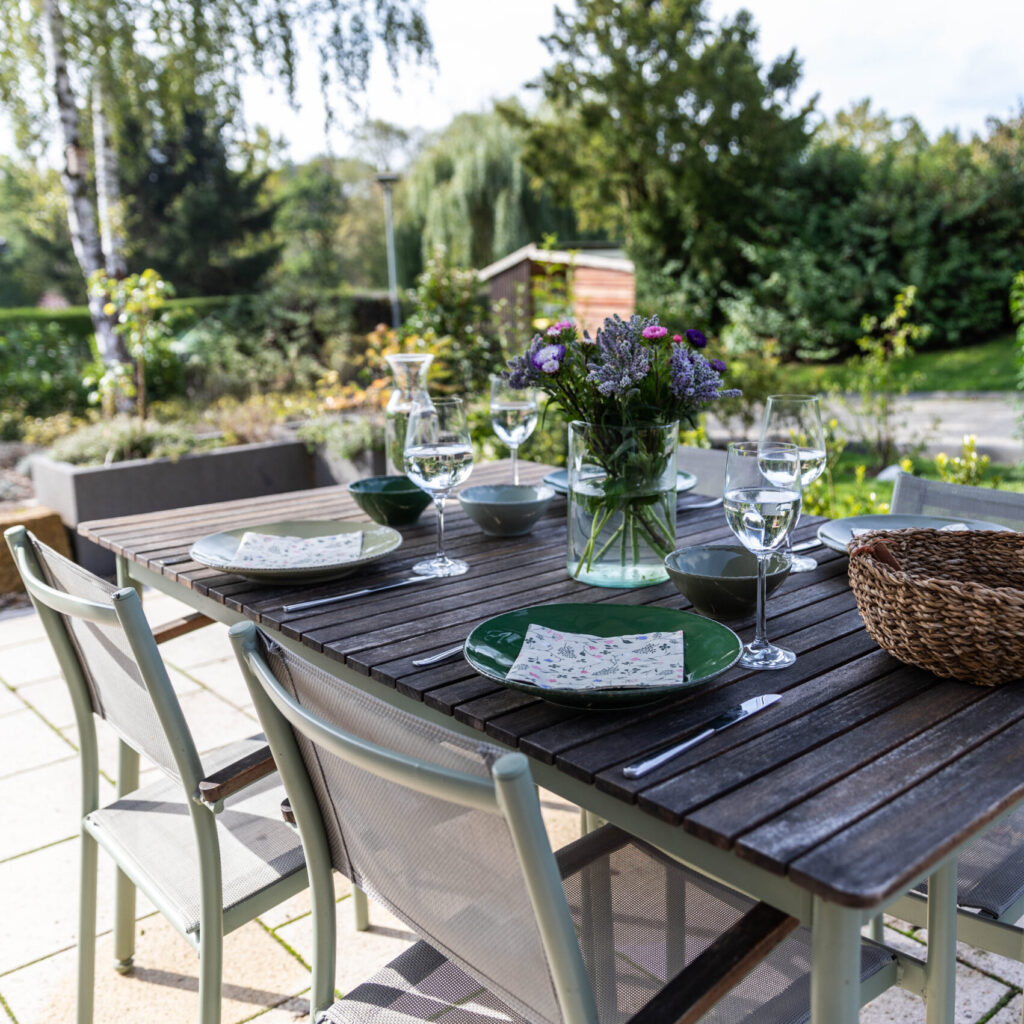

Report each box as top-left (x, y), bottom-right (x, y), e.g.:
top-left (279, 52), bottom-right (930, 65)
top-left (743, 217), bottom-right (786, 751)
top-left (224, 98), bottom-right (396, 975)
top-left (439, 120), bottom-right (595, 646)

top-left (239, 0), bottom-right (1024, 164)
top-left (3, 0), bottom-right (1022, 164)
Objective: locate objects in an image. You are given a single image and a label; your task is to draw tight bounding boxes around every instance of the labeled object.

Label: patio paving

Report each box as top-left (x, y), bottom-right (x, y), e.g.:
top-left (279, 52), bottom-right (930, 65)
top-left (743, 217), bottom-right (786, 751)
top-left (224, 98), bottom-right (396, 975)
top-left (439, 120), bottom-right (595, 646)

top-left (0, 589), bottom-right (1021, 1023)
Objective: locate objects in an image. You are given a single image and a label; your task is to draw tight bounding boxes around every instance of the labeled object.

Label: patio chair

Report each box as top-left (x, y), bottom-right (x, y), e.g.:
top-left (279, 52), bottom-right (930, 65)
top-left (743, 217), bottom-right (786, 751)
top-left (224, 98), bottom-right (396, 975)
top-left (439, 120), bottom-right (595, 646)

top-left (230, 621), bottom-right (898, 1024)
top-left (884, 474), bottom-right (1024, 992)
top-left (678, 444), bottom-right (728, 496)
top-left (4, 526), bottom-right (309, 1024)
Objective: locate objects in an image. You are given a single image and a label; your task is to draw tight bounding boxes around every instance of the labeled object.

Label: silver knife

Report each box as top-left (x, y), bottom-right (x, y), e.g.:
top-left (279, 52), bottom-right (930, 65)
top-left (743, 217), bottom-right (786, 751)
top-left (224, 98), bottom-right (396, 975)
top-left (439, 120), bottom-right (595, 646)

top-left (791, 539), bottom-right (823, 553)
top-left (622, 694), bottom-right (781, 779)
top-left (283, 575), bottom-right (432, 613)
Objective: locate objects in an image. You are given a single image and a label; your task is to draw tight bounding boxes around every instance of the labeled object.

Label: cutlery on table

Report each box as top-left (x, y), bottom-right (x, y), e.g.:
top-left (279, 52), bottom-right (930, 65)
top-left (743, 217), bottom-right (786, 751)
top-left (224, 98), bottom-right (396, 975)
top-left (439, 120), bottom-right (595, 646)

top-left (283, 576), bottom-right (432, 613)
top-left (791, 538), bottom-right (823, 553)
top-left (412, 644), bottom-right (464, 667)
top-left (622, 694), bottom-right (781, 779)
top-left (678, 496), bottom-right (724, 511)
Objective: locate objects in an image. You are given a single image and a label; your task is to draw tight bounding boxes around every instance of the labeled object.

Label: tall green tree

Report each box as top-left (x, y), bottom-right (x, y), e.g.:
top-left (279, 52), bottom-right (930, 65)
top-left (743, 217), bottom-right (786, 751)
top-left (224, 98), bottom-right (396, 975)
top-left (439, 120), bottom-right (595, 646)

top-left (0, 0), bottom-right (431, 370)
top-left (122, 108), bottom-right (281, 296)
top-left (514, 0), bottom-right (811, 321)
top-left (399, 106), bottom-right (584, 275)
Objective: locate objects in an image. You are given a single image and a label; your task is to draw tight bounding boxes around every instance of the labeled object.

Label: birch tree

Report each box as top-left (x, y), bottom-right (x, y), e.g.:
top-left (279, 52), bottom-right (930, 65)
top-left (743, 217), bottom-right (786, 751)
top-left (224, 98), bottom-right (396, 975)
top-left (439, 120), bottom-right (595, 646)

top-left (0, 0), bottom-right (432, 371)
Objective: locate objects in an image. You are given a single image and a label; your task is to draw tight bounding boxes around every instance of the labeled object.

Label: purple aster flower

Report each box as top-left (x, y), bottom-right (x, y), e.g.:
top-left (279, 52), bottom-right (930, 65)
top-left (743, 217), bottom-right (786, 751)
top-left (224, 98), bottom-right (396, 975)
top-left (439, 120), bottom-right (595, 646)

top-left (642, 324), bottom-right (668, 340)
top-left (710, 358), bottom-right (727, 373)
top-left (532, 343), bottom-right (566, 374)
top-left (685, 329), bottom-right (707, 348)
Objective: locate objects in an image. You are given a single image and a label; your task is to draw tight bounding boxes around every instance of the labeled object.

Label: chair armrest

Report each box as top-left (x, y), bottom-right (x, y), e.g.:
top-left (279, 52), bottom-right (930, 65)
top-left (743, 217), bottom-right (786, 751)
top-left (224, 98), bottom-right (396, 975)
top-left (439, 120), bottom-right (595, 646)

top-left (153, 611), bottom-right (214, 644)
top-left (626, 902), bottom-right (799, 1024)
top-left (197, 744), bottom-right (275, 805)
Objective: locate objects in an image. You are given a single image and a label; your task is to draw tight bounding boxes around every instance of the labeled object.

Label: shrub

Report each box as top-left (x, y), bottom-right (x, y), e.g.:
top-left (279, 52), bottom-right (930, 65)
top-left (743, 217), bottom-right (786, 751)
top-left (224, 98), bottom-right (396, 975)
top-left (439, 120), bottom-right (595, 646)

top-left (44, 417), bottom-right (216, 466)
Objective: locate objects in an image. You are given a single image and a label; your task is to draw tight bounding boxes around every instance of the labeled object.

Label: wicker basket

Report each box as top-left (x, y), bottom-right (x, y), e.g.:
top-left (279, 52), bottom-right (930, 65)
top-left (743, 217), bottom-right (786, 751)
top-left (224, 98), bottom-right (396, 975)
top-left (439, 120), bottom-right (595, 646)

top-left (847, 528), bottom-right (1024, 686)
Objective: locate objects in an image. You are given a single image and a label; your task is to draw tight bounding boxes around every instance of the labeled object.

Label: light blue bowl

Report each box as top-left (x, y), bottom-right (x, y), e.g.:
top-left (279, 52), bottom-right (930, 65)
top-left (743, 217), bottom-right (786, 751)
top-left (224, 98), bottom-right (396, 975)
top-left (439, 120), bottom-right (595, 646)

top-left (458, 484), bottom-right (555, 537)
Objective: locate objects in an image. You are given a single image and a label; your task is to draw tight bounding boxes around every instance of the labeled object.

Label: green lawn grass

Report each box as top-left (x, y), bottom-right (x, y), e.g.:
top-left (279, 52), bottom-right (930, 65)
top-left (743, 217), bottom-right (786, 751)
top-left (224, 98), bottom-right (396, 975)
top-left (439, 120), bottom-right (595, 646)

top-left (785, 333), bottom-right (1018, 393)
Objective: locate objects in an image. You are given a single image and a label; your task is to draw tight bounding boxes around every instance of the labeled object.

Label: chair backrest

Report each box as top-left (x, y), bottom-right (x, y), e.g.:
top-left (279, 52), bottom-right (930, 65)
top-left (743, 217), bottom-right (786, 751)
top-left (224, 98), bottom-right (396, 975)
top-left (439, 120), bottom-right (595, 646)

top-left (890, 472), bottom-right (1024, 530)
top-left (5, 526), bottom-right (202, 787)
top-left (678, 444), bottom-right (727, 495)
top-left (231, 622), bottom-right (594, 1024)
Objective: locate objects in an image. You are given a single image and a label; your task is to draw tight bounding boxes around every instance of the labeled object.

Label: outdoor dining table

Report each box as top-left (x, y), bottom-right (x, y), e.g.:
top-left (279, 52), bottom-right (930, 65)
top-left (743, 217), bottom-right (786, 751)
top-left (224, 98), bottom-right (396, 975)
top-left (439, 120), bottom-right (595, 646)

top-left (79, 457), bottom-right (1024, 1024)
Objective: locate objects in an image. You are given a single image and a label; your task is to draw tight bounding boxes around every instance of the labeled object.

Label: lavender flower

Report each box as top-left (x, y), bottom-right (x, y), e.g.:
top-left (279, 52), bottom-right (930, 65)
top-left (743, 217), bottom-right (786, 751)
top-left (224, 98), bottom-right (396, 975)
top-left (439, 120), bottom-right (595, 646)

top-left (685, 329), bottom-right (707, 348)
top-left (586, 315), bottom-right (652, 396)
top-left (710, 358), bottom-right (727, 373)
top-left (642, 324), bottom-right (668, 340)
top-left (669, 347), bottom-right (740, 404)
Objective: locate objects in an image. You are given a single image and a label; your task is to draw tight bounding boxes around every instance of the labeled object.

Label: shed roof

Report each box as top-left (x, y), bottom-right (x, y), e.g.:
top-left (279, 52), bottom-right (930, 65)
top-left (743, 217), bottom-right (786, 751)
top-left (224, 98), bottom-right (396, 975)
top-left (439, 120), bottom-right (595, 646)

top-left (477, 243), bottom-right (634, 282)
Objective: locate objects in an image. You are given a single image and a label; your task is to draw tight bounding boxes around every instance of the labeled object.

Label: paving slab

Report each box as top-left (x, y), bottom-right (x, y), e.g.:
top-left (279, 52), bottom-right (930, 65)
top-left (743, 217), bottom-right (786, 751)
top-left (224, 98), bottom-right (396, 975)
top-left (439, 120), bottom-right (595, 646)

top-left (0, 638), bottom-right (60, 688)
top-left (0, 707), bottom-right (76, 779)
top-left (0, 915), bottom-right (308, 1024)
top-left (0, 756), bottom-right (114, 862)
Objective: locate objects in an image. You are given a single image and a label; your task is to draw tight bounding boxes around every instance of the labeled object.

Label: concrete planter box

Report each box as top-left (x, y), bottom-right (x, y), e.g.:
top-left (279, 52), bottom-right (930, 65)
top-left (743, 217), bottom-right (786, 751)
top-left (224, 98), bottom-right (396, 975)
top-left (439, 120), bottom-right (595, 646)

top-left (32, 438), bottom-right (385, 575)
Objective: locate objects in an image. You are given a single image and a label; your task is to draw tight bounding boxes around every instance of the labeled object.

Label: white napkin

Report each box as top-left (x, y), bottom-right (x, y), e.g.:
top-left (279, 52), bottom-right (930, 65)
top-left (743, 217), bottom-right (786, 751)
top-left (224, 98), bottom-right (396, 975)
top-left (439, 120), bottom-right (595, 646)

top-left (232, 531), bottom-right (363, 569)
top-left (506, 623), bottom-right (685, 691)
top-left (852, 523), bottom-right (967, 537)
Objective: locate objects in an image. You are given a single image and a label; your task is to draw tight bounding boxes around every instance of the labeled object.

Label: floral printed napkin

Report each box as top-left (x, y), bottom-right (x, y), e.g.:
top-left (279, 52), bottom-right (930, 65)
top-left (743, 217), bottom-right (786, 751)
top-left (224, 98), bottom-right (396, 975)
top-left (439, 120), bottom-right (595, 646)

top-left (232, 531), bottom-right (363, 569)
top-left (506, 623), bottom-right (685, 691)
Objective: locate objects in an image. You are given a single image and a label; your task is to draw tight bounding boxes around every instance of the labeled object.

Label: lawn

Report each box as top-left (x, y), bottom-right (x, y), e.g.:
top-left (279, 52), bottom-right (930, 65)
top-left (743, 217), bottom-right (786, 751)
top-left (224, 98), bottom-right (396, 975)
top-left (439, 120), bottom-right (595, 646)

top-left (784, 333), bottom-right (1019, 393)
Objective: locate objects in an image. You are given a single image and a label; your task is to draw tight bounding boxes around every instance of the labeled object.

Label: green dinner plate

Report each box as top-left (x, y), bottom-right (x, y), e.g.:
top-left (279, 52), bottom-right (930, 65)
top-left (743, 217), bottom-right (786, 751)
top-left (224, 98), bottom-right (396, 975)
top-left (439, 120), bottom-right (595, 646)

top-left (817, 513), bottom-right (1010, 554)
top-left (464, 603), bottom-right (742, 709)
top-left (189, 520), bottom-right (402, 584)
top-left (542, 468), bottom-right (698, 496)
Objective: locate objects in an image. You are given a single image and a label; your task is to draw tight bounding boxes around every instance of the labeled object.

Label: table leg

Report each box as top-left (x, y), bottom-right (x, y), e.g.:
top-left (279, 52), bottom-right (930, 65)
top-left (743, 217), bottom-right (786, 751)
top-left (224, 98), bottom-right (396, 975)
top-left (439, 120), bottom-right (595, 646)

top-left (811, 896), bottom-right (862, 1024)
top-left (925, 860), bottom-right (957, 1024)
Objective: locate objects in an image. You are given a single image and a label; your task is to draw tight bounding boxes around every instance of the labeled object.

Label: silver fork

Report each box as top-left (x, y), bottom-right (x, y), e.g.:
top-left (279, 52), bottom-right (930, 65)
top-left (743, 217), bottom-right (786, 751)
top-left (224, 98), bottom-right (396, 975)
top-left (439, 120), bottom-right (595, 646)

top-left (412, 645), bottom-right (464, 667)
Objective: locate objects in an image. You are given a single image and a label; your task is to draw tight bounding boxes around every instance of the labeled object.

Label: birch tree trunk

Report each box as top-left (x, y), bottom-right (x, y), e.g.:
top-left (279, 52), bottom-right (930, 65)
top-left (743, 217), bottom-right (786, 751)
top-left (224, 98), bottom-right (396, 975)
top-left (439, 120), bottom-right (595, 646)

top-left (91, 78), bottom-right (127, 278)
top-left (41, 0), bottom-right (127, 366)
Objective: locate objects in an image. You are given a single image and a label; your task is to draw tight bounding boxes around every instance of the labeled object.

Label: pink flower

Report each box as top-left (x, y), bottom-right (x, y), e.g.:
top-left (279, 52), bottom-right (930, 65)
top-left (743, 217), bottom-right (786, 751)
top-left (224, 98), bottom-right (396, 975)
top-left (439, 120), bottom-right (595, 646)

top-left (547, 320), bottom-right (574, 335)
top-left (642, 325), bottom-right (668, 340)
top-left (672, 334), bottom-right (683, 343)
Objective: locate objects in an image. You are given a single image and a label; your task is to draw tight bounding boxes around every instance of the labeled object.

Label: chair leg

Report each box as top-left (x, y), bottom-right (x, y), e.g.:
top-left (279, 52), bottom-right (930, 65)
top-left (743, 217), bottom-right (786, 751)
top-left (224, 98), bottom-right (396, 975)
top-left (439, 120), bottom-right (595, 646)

top-left (352, 885), bottom-right (370, 931)
top-left (113, 740), bottom-right (139, 971)
top-left (197, 921), bottom-right (224, 1024)
top-left (77, 828), bottom-right (99, 1024)
top-left (867, 914), bottom-right (884, 942)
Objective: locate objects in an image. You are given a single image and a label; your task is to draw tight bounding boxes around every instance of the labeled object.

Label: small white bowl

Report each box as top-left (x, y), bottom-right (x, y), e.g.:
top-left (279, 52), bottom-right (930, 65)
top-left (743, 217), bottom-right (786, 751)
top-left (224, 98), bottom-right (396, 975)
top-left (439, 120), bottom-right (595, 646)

top-left (458, 484), bottom-right (556, 537)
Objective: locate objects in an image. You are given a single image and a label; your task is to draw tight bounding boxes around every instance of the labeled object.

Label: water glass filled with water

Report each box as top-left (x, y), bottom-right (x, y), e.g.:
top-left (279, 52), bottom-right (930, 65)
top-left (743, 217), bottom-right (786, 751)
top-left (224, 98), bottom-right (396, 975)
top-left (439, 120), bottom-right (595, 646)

top-left (759, 394), bottom-right (826, 572)
top-left (490, 376), bottom-right (539, 485)
top-left (404, 397), bottom-right (475, 577)
top-left (723, 441), bottom-right (802, 670)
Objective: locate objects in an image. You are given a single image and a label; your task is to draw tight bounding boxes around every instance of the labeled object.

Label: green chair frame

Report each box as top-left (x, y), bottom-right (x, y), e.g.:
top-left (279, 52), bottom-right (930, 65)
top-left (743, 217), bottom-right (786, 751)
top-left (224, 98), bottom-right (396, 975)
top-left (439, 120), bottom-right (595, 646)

top-left (5, 526), bottom-right (310, 1024)
top-left (229, 620), bottom-right (849, 1024)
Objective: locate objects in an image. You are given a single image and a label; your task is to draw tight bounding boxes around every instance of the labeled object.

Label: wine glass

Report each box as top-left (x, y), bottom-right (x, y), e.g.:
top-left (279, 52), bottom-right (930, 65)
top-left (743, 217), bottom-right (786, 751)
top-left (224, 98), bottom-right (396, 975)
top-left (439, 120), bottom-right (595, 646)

top-left (724, 441), bottom-right (802, 670)
top-left (490, 376), bottom-right (539, 485)
top-left (759, 395), bottom-right (826, 573)
top-left (404, 397), bottom-right (475, 577)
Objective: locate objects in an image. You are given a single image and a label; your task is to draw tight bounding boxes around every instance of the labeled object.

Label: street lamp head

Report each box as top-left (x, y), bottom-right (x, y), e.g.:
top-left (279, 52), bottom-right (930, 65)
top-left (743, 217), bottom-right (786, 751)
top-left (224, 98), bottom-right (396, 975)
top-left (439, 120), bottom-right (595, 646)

top-left (375, 171), bottom-right (401, 188)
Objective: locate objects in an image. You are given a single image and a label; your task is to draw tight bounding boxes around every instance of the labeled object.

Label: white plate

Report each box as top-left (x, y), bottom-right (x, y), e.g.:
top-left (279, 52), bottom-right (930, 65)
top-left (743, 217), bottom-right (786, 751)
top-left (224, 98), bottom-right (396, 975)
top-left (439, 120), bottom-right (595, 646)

top-left (189, 520), bottom-right (403, 583)
top-left (817, 513), bottom-right (1011, 553)
top-left (542, 468), bottom-right (698, 496)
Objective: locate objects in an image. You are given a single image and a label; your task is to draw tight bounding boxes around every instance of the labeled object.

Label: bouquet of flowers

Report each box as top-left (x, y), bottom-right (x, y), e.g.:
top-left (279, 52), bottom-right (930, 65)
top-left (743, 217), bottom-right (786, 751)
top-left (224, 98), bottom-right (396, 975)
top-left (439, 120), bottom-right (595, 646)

top-left (506, 314), bottom-right (739, 584)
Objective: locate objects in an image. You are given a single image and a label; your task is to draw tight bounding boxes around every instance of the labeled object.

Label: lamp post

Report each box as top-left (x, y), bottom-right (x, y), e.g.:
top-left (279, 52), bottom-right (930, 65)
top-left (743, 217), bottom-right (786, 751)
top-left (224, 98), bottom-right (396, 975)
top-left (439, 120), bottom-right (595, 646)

top-left (376, 171), bottom-right (401, 328)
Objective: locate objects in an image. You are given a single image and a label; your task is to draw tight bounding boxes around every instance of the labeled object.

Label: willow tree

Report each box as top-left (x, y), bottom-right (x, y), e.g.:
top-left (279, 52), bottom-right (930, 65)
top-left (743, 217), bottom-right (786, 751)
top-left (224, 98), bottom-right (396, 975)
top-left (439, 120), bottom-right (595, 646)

top-left (398, 107), bottom-right (581, 274)
top-left (0, 0), bottom-right (431, 368)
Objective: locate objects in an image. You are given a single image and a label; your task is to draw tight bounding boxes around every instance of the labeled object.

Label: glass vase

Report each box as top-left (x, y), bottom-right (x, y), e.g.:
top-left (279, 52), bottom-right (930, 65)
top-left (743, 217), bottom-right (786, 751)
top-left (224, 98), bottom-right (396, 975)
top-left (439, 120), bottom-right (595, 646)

top-left (384, 353), bottom-right (433, 475)
top-left (567, 420), bottom-right (678, 588)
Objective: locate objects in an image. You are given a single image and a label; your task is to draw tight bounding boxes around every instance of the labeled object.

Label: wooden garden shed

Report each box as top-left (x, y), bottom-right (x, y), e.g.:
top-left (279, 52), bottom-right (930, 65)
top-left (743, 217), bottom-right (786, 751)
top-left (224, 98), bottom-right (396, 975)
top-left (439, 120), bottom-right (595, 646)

top-left (477, 243), bottom-right (635, 338)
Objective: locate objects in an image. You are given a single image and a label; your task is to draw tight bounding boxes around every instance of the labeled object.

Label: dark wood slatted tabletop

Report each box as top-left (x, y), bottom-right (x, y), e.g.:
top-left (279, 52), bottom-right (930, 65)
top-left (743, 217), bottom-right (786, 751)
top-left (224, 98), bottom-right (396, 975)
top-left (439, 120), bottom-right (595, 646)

top-left (80, 459), bottom-right (1024, 911)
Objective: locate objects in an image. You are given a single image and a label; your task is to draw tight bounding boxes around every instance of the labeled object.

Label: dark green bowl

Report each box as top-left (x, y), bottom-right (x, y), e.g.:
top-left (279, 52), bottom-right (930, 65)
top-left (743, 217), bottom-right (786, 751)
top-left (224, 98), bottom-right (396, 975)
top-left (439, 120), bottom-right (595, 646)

top-left (664, 543), bottom-right (791, 620)
top-left (348, 475), bottom-right (432, 527)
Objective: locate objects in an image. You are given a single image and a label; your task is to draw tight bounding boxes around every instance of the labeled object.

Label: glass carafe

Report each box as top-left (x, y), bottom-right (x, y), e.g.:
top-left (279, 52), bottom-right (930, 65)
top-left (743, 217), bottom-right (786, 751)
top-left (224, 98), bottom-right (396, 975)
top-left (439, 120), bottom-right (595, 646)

top-left (384, 353), bottom-right (433, 475)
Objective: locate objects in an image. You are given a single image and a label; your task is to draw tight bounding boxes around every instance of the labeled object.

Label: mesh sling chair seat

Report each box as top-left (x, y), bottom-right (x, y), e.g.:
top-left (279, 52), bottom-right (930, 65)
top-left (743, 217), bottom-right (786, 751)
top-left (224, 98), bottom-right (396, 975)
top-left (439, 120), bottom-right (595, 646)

top-left (230, 623), bottom-right (896, 1024)
top-left (885, 473), bottom-right (1024, 974)
top-left (4, 526), bottom-right (308, 1024)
